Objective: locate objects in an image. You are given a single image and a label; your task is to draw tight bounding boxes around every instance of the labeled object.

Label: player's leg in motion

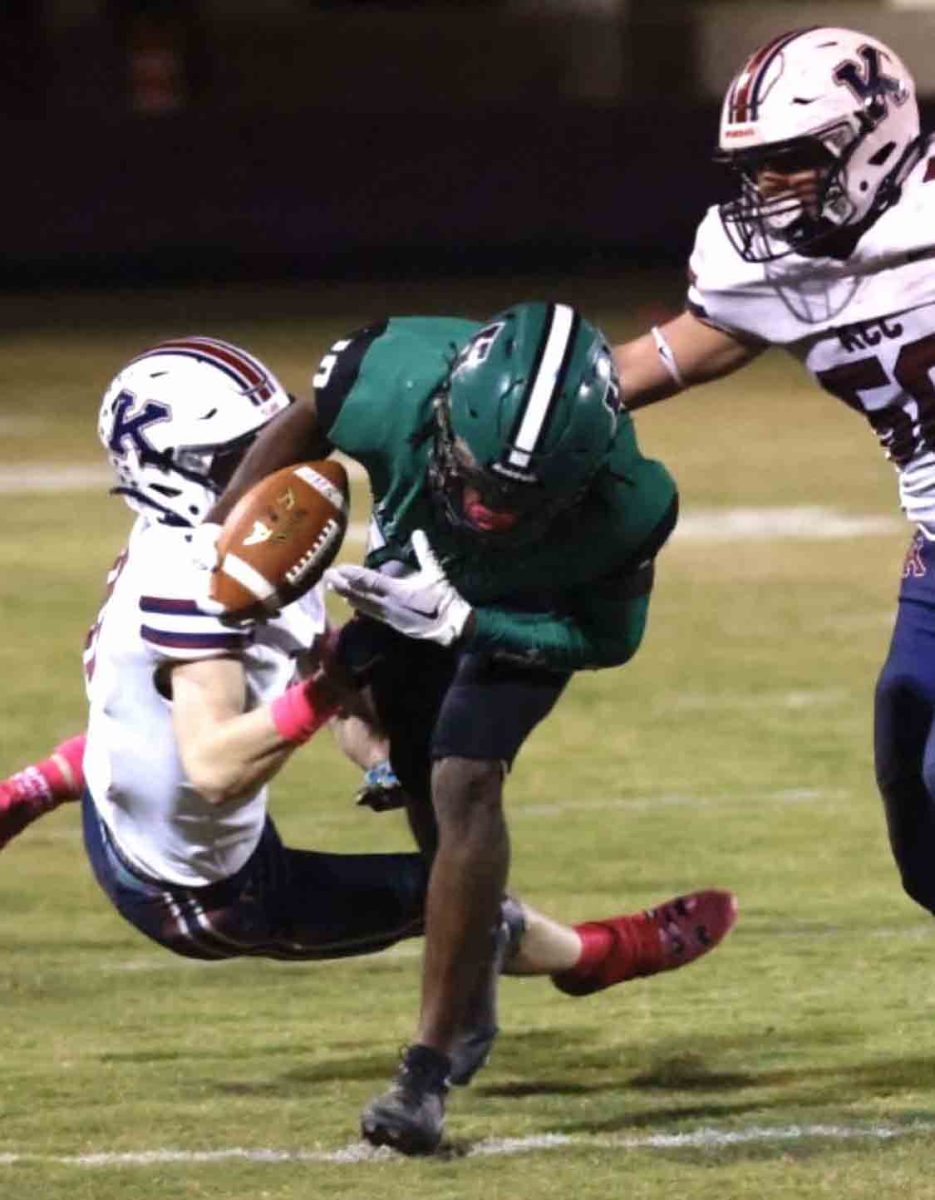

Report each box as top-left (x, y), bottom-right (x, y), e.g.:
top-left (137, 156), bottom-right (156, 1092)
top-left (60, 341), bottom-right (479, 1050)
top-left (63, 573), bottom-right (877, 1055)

top-left (545, 888), bottom-right (738, 995)
top-left (82, 794), bottom-right (431, 962)
top-left (0, 733), bottom-right (86, 849)
top-left (874, 536), bottom-right (935, 915)
top-left (360, 650), bottom-right (569, 1155)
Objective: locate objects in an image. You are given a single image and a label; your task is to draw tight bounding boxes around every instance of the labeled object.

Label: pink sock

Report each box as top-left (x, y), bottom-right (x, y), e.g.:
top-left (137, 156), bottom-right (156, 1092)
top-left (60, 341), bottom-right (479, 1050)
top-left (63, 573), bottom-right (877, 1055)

top-left (47, 733), bottom-right (87, 797)
top-left (2, 732), bottom-right (86, 812)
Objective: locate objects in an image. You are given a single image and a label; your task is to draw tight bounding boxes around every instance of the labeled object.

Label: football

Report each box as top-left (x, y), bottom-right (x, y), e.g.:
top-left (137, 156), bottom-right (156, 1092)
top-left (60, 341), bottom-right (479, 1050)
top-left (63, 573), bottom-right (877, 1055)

top-left (210, 459), bottom-right (349, 617)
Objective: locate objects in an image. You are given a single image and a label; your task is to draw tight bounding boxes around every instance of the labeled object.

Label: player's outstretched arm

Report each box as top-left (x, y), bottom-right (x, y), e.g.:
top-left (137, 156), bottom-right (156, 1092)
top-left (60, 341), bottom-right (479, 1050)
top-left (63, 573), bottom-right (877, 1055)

top-left (614, 310), bottom-right (761, 411)
top-left (170, 655), bottom-right (339, 806)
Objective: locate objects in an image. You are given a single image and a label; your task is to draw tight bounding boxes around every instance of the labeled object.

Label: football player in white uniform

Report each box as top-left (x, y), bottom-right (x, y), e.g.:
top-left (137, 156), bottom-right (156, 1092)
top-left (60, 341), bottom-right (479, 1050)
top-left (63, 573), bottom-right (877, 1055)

top-left (18, 335), bottom-right (735, 1123)
top-left (614, 26), bottom-right (935, 916)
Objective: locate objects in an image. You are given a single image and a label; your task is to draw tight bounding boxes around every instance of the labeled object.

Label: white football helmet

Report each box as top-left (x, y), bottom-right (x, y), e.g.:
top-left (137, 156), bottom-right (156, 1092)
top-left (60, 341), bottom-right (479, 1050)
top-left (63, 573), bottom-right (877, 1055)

top-left (98, 336), bottom-right (291, 526)
top-left (718, 27), bottom-right (922, 261)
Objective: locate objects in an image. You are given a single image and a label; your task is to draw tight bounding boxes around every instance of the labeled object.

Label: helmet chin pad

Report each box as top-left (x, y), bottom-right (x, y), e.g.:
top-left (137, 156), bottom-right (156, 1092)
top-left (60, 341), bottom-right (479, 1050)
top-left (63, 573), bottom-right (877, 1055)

top-left (428, 413), bottom-right (548, 541)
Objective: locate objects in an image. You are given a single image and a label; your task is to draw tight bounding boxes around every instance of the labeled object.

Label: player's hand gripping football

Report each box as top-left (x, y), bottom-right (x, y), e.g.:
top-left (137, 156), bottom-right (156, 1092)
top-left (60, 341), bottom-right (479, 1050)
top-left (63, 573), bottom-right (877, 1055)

top-left (325, 530), bottom-right (473, 647)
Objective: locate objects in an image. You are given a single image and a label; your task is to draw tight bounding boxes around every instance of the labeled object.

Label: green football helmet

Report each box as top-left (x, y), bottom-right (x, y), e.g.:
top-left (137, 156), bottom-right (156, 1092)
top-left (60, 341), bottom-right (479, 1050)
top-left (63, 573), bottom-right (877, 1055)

top-left (428, 301), bottom-right (620, 541)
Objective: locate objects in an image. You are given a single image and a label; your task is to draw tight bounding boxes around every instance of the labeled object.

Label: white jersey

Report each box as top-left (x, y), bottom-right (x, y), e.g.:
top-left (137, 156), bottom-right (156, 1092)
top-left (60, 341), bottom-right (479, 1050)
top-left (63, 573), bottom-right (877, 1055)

top-left (83, 517), bottom-right (327, 887)
top-left (687, 144), bottom-right (935, 533)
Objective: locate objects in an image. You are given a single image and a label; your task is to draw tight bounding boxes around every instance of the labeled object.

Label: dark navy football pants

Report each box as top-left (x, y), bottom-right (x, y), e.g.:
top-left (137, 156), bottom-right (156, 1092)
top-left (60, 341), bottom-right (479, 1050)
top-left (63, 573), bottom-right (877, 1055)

top-left (337, 616), bottom-right (571, 807)
top-left (82, 794), bottom-right (428, 961)
top-left (875, 532), bottom-right (935, 915)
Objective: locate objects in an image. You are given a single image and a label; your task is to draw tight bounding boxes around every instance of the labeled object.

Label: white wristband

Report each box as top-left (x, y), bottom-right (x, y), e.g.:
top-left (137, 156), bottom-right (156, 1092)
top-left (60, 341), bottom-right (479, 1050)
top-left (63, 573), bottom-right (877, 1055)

top-left (651, 325), bottom-right (686, 390)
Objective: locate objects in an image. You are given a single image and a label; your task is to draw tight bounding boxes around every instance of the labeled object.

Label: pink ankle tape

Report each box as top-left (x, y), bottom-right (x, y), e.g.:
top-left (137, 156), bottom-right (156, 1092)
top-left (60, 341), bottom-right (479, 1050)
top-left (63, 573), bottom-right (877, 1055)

top-left (270, 680), bottom-right (339, 745)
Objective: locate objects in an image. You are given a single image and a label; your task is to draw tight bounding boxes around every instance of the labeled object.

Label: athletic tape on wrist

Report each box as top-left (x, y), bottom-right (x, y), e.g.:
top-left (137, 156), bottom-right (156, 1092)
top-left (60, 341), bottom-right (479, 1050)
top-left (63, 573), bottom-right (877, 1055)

top-left (270, 679), bottom-right (339, 745)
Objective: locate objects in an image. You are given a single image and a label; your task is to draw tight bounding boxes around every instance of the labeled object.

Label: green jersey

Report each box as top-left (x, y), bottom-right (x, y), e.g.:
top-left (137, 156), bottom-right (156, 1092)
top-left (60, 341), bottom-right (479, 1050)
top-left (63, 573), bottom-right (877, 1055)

top-left (317, 317), bottom-right (677, 672)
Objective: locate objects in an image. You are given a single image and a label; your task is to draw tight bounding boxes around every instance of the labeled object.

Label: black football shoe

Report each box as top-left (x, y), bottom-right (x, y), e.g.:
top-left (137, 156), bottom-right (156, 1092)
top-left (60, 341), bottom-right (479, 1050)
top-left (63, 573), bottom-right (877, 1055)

top-left (360, 1044), bottom-right (450, 1156)
top-left (448, 896), bottom-right (526, 1086)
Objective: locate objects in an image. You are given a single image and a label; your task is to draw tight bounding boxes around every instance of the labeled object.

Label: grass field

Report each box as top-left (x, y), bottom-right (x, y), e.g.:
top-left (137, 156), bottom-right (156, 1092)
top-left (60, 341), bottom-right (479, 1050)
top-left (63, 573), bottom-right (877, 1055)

top-left (1, 274), bottom-right (932, 1199)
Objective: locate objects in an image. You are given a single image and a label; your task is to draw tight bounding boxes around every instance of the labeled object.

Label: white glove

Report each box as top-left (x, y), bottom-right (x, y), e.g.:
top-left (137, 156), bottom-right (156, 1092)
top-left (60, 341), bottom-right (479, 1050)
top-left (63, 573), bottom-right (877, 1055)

top-left (325, 529), bottom-right (472, 647)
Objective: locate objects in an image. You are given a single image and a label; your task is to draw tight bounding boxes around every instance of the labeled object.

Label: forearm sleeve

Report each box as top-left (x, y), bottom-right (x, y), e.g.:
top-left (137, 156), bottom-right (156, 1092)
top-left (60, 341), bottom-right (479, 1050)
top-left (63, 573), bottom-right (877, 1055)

top-left (466, 573), bottom-right (653, 672)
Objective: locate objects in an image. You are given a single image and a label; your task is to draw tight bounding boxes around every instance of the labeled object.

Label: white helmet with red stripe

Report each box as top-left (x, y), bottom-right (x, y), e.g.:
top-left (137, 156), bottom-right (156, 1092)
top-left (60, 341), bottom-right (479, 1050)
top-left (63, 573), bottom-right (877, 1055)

top-left (718, 27), bottom-right (921, 261)
top-left (98, 337), bottom-right (291, 526)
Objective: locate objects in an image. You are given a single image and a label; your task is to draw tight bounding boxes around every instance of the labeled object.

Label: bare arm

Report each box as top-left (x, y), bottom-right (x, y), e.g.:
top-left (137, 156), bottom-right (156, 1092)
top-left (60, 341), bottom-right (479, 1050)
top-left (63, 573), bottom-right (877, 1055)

top-left (170, 656), bottom-right (301, 806)
top-left (208, 392), bottom-right (329, 523)
top-left (614, 310), bottom-right (762, 411)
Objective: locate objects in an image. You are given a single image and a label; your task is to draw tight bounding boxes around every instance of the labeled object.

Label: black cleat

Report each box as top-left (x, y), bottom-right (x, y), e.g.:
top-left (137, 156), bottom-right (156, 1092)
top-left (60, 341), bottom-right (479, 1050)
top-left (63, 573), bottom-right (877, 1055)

top-left (361, 1044), bottom-right (450, 1156)
top-left (448, 896), bottom-right (526, 1086)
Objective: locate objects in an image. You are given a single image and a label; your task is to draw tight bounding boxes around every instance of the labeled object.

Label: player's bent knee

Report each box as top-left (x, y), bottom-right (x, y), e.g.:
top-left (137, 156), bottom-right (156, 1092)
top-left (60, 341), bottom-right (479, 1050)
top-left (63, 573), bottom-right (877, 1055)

top-left (430, 756), bottom-right (505, 826)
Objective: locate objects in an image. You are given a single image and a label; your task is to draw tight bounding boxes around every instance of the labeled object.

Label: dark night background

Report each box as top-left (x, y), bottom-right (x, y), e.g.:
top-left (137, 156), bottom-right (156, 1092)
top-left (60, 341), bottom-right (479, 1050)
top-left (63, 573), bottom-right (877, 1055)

top-left (1, 1), bottom-right (932, 290)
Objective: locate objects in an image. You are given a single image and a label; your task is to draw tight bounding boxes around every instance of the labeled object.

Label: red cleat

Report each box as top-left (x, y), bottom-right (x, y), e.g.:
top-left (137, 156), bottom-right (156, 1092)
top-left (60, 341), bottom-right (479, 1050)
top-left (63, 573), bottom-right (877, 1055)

top-left (551, 888), bottom-right (738, 997)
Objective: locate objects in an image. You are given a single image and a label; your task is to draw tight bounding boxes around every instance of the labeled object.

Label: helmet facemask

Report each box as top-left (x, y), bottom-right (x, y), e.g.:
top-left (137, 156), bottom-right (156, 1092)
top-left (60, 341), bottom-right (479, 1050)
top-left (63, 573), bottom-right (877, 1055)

top-left (720, 128), bottom-right (857, 261)
top-left (112, 429), bottom-right (260, 525)
top-left (717, 28), bottom-right (922, 264)
top-left (427, 391), bottom-right (567, 545)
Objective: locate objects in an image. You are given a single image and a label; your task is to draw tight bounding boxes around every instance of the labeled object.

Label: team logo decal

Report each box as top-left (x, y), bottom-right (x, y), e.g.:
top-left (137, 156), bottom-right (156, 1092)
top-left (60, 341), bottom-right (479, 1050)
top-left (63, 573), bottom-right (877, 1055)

top-left (903, 533), bottom-right (926, 580)
top-left (834, 45), bottom-right (907, 126)
top-left (243, 520), bottom-right (274, 546)
top-left (454, 322), bottom-right (505, 375)
top-left (106, 390), bottom-right (170, 460)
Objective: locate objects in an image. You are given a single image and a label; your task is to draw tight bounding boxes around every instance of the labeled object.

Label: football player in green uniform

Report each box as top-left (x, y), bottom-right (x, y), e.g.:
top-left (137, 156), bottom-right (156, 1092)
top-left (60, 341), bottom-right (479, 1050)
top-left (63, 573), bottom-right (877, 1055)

top-left (210, 301), bottom-right (736, 1154)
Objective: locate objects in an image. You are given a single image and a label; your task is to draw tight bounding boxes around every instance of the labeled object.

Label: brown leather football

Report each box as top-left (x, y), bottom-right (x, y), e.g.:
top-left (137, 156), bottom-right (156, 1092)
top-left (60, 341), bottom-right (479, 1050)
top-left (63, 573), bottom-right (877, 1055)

top-left (210, 459), bottom-right (349, 617)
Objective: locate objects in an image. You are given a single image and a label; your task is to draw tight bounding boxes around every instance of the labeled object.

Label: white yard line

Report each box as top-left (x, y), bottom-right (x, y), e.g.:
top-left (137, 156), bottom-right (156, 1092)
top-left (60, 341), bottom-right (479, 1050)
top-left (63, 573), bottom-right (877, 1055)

top-left (515, 787), bottom-right (845, 818)
top-left (0, 464), bottom-right (906, 542)
top-left (1, 1119), bottom-right (932, 1167)
top-left (0, 465), bottom-right (112, 492)
top-left (0, 456), bottom-right (365, 494)
top-left (674, 506), bottom-right (902, 541)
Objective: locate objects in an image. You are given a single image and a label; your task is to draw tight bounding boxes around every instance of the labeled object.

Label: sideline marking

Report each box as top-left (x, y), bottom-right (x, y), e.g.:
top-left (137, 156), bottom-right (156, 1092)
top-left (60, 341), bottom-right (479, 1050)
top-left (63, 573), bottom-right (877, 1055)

top-left (0, 456), bottom-right (365, 494)
top-left (1, 1119), bottom-right (933, 1166)
top-left (0, 466), bottom-right (905, 542)
top-left (674, 506), bottom-right (901, 541)
top-left (516, 786), bottom-right (845, 818)
top-left (0, 465), bottom-right (112, 493)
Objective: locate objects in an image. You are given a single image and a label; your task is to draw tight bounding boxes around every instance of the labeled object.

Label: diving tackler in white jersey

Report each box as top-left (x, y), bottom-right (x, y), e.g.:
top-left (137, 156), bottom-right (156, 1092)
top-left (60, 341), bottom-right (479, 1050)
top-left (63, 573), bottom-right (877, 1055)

top-left (85, 339), bottom-right (326, 886)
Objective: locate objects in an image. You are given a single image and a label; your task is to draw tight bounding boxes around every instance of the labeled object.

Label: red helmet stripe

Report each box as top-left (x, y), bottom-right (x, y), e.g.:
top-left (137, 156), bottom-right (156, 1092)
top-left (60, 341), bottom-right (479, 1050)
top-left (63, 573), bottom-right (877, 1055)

top-left (728, 27), bottom-right (818, 124)
top-left (130, 337), bottom-right (277, 404)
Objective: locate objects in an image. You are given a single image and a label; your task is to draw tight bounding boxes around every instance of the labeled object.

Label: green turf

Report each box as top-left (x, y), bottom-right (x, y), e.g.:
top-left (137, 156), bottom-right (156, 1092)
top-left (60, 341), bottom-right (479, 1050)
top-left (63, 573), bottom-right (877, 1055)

top-left (0, 278), bottom-right (931, 1199)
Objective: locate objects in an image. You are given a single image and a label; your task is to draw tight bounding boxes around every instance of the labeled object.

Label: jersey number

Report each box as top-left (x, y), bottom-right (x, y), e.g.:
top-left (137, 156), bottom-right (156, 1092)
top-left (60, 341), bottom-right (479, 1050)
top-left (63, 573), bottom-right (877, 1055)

top-left (312, 339), bottom-right (352, 391)
top-left (83, 549), bottom-right (129, 684)
top-left (816, 332), bottom-right (935, 467)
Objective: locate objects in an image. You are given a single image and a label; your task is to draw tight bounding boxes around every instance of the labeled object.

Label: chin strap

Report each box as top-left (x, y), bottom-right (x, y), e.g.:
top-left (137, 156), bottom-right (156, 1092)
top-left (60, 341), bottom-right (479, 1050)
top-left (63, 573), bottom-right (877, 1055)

top-left (109, 487), bottom-right (192, 527)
